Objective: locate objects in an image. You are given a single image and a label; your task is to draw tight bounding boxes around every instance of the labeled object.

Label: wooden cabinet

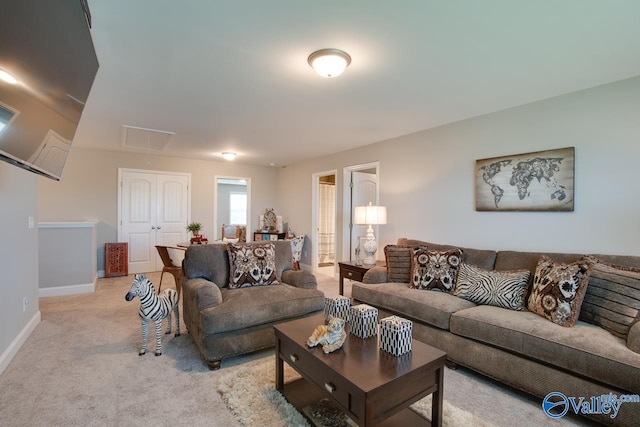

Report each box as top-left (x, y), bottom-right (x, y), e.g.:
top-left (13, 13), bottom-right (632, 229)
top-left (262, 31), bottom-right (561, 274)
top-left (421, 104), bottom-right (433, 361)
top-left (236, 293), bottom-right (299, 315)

top-left (253, 232), bottom-right (286, 241)
top-left (105, 242), bottom-right (128, 278)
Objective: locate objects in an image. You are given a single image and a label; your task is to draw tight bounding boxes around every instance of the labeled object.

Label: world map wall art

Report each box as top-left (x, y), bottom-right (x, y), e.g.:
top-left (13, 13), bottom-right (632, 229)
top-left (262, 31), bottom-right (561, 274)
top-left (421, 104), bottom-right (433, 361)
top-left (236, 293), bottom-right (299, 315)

top-left (475, 147), bottom-right (574, 212)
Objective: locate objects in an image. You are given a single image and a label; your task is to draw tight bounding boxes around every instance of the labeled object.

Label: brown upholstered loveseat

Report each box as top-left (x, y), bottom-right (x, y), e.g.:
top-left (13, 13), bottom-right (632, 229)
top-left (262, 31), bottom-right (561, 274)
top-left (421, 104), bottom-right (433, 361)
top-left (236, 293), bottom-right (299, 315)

top-left (182, 240), bottom-right (324, 369)
top-left (352, 238), bottom-right (640, 426)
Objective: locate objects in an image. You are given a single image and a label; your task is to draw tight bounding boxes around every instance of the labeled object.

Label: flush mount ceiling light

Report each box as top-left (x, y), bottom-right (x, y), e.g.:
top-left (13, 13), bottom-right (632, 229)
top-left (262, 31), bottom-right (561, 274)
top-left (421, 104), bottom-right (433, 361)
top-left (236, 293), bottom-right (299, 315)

top-left (221, 152), bottom-right (236, 161)
top-left (0, 69), bottom-right (18, 84)
top-left (307, 49), bottom-right (351, 78)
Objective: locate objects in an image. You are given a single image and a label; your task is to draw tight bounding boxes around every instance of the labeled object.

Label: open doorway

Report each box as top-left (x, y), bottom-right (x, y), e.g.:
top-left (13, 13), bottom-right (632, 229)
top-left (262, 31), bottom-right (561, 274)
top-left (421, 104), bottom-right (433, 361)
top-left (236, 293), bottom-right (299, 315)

top-left (214, 176), bottom-right (251, 241)
top-left (312, 170), bottom-right (337, 277)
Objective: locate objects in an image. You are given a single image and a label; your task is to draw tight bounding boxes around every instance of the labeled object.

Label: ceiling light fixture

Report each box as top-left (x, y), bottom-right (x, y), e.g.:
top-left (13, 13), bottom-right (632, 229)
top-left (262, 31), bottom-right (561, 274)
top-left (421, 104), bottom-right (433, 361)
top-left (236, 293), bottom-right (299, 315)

top-left (307, 49), bottom-right (351, 78)
top-left (0, 69), bottom-right (18, 84)
top-left (221, 152), bottom-right (236, 161)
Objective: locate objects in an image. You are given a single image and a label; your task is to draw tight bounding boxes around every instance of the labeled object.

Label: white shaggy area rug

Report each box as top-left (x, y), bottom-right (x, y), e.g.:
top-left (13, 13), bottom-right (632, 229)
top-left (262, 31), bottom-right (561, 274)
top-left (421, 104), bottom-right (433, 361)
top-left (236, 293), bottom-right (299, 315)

top-left (218, 358), bottom-right (495, 427)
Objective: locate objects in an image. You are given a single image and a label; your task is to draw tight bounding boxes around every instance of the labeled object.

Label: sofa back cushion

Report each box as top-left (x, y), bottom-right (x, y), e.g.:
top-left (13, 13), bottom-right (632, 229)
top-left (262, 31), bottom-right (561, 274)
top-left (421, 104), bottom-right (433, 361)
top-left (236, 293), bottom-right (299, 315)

top-left (396, 238), bottom-right (497, 270)
top-left (184, 240), bottom-right (293, 288)
top-left (494, 251), bottom-right (583, 289)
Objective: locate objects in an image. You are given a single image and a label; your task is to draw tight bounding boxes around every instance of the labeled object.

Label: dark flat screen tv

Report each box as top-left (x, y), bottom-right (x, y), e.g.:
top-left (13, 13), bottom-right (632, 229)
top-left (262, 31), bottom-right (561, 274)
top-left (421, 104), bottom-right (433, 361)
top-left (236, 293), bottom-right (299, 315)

top-left (0, 0), bottom-right (99, 180)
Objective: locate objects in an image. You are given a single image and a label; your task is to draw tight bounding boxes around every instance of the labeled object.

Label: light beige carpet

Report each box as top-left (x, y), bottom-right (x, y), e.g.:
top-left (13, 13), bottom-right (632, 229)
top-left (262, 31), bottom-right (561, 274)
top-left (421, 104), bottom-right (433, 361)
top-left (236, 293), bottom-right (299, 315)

top-left (0, 272), bottom-right (592, 426)
top-left (218, 357), bottom-right (495, 427)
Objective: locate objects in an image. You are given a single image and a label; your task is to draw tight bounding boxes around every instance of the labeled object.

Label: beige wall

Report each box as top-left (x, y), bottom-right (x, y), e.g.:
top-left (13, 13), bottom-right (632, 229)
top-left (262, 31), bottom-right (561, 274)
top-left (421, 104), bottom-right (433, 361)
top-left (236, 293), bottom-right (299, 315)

top-left (277, 76), bottom-right (640, 266)
top-left (38, 147), bottom-right (279, 272)
top-left (0, 161), bottom-right (40, 374)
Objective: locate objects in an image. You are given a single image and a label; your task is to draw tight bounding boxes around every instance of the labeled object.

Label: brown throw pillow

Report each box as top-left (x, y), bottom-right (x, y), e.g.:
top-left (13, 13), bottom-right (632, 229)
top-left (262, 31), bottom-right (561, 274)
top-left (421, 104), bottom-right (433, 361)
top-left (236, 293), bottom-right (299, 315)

top-left (527, 256), bottom-right (593, 327)
top-left (410, 248), bottom-right (463, 292)
top-left (228, 243), bottom-right (279, 288)
top-left (384, 245), bottom-right (414, 283)
top-left (579, 256), bottom-right (640, 339)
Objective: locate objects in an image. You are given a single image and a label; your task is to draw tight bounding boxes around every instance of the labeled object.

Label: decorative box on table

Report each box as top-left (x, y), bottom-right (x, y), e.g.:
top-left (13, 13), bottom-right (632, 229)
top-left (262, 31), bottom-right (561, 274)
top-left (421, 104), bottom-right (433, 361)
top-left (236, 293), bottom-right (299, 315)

top-left (324, 296), bottom-right (350, 322)
top-left (379, 315), bottom-right (413, 356)
top-left (349, 304), bottom-right (378, 338)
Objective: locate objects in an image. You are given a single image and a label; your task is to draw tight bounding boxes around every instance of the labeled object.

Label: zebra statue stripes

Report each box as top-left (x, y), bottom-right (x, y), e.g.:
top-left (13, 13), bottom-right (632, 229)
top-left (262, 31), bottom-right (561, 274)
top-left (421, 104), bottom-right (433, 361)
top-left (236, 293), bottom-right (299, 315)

top-left (125, 273), bottom-right (180, 356)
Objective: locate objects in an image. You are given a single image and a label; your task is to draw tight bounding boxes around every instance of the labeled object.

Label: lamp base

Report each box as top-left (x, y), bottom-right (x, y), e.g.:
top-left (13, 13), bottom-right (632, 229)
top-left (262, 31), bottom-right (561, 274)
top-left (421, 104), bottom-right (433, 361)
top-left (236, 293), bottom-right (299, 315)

top-left (362, 228), bottom-right (378, 265)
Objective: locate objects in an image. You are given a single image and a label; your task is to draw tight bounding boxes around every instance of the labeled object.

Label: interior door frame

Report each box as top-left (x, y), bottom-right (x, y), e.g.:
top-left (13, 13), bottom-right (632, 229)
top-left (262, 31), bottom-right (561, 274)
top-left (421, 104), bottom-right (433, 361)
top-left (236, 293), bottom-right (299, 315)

top-left (342, 161), bottom-right (380, 263)
top-left (213, 175), bottom-right (252, 241)
top-left (311, 169), bottom-right (337, 275)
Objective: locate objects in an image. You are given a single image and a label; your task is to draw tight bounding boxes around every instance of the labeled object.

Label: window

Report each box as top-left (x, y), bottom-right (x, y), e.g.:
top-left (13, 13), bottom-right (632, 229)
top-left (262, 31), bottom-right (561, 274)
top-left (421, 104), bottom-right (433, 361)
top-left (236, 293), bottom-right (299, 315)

top-left (229, 192), bottom-right (247, 225)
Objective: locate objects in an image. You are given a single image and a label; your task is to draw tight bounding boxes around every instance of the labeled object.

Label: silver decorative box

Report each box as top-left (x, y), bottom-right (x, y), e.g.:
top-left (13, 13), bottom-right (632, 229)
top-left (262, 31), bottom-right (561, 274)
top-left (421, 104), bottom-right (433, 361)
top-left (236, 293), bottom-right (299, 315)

top-left (379, 315), bottom-right (412, 356)
top-left (324, 296), bottom-right (350, 322)
top-left (349, 304), bottom-right (378, 338)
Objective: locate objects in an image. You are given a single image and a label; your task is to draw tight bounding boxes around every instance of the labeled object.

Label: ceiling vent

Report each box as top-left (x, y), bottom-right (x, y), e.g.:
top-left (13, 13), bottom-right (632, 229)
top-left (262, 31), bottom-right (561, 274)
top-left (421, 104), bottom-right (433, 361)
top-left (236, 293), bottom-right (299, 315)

top-left (121, 125), bottom-right (175, 151)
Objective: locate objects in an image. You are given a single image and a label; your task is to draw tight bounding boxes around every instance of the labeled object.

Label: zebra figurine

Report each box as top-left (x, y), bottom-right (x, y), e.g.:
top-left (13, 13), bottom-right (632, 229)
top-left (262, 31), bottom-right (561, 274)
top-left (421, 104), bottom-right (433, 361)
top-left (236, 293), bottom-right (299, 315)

top-left (125, 273), bottom-right (180, 356)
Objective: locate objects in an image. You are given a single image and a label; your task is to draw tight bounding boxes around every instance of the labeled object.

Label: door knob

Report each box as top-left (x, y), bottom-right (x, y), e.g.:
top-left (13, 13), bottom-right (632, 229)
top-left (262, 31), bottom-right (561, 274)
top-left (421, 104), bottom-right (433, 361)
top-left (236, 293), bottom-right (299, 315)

top-left (151, 226), bottom-right (156, 230)
top-left (156, 226), bottom-right (161, 230)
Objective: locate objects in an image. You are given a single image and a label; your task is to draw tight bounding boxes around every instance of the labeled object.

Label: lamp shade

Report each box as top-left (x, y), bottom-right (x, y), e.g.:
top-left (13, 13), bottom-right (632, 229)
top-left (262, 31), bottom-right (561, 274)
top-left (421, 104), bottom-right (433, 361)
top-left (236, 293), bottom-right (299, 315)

top-left (354, 204), bottom-right (387, 225)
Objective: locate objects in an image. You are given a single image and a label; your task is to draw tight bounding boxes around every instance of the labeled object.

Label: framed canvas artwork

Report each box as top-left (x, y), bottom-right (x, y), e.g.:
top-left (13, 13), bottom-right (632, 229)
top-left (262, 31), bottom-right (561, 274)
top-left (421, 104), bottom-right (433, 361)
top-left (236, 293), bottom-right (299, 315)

top-left (475, 147), bottom-right (574, 211)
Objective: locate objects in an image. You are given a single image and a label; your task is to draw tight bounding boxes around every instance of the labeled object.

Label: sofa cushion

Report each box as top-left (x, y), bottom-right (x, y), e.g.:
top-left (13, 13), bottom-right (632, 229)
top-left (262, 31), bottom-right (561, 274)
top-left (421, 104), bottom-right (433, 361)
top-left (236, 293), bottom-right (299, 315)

top-left (228, 243), bottom-right (279, 288)
top-left (352, 282), bottom-right (476, 330)
top-left (397, 238), bottom-right (497, 270)
top-left (200, 284), bottom-right (325, 334)
top-left (410, 248), bottom-right (463, 292)
top-left (450, 305), bottom-right (640, 393)
top-left (384, 245), bottom-right (413, 283)
top-left (453, 263), bottom-right (530, 310)
top-left (527, 256), bottom-right (593, 327)
top-left (579, 256), bottom-right (640, 340)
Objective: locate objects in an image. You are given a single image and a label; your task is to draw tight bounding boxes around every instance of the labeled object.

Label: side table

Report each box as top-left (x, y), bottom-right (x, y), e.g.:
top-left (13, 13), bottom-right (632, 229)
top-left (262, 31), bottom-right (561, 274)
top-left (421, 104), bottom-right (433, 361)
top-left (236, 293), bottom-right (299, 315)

top-left (338, 260), bottom-right (384, 296)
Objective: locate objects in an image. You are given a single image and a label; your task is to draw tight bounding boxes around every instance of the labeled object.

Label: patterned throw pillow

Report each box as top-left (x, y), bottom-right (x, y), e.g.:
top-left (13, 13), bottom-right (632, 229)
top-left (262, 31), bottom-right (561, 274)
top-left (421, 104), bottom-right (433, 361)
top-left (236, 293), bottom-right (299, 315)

top-left (228, 243), bottom-right (279, 288)
top-left (453, 263), bottom-right (530, 310)
top-left (527, 256), bottom-right (593, 327)
top-left (579, 256), bottom-right (640, 339)
top-left (410, 248), bottom-right (463, 292)
top-left (384, 245), bottom-right (414, 283)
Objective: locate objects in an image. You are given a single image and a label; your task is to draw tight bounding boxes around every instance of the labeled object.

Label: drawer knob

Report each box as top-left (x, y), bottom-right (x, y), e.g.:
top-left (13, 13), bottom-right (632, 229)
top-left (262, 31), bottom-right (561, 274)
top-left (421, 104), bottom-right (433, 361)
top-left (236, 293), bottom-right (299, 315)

top-left (324, 382), bottom-right (336, 393)
top-left (348, 272), bottom-right (353, 277)
top-left (289, 354), bottom-right (299, 363)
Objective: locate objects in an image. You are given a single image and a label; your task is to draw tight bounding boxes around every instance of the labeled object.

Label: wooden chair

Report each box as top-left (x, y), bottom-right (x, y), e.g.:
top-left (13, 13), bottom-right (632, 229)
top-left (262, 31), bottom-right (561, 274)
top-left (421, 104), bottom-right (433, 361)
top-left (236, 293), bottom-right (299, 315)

top-left (155, 245), bottom-right (186, 297)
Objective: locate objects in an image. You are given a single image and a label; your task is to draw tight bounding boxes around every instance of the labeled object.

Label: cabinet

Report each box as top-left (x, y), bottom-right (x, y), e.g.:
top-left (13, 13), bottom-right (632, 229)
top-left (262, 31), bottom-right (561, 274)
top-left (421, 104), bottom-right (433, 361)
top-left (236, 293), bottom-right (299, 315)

top-left (253, 232), bottom-right (286, 241)
top-left (105, 242), bottom-right (128, 278)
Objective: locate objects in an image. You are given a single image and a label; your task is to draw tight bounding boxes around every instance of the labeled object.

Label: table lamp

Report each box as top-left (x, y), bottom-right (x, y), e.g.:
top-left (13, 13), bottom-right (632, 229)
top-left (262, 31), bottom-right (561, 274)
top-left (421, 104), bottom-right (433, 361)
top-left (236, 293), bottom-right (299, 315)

top-left (354, 202), bottom-right (387, 264)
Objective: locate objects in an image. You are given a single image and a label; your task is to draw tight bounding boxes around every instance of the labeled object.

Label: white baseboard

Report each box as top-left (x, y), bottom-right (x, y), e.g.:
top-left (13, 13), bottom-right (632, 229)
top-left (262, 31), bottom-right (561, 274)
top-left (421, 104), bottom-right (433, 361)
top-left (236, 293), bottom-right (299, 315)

top-left (0, 310), bottom-right (41, 376)
top-left (39, 274), bottom-right (97, 298)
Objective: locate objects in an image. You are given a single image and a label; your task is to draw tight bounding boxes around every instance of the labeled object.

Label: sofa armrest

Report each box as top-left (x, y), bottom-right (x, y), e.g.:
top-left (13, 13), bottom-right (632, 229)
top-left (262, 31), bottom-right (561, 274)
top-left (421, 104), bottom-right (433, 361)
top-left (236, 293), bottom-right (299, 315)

top-left (282, 269), bottom-right (318, 289)
top-left (183, 278), bottom-right (223, 311)
top-left (627, 322), bottom-right (640, 353)
top-left (363, 266), bottom-right (388, 284)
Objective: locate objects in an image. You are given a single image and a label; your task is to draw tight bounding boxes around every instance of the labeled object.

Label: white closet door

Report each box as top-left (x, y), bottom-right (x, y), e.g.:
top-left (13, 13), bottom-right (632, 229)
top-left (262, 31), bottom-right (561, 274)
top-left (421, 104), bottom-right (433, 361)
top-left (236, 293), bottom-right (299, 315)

top-left (119, 170), bottom-right (189, 274)
top-left (156, 174), bottom-right (189, 247)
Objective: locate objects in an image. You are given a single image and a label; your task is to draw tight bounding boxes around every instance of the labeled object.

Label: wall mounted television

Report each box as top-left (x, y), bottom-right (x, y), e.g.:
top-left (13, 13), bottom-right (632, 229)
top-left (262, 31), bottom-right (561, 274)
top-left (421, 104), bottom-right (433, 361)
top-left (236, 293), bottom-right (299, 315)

top-left (0, 0), bottom-right (99, 181)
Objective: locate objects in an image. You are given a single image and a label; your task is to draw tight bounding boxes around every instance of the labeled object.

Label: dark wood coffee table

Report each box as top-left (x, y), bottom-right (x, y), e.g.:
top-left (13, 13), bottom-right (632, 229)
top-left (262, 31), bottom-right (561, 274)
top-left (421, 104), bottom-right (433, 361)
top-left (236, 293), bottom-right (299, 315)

top-left (274, 314), bottom-right (447, 426)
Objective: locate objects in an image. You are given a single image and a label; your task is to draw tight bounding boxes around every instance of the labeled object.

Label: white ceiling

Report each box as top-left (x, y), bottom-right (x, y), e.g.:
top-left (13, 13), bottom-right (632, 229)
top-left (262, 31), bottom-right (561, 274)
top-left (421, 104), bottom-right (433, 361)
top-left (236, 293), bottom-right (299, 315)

top-left (74, 1), bottom-right (640, 167)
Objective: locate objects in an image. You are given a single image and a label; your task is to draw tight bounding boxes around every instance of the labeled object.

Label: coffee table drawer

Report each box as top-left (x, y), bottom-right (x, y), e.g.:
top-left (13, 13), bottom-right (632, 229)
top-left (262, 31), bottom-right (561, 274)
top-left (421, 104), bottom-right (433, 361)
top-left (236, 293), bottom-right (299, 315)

top-left (279, 338), bottom-right (362, 421)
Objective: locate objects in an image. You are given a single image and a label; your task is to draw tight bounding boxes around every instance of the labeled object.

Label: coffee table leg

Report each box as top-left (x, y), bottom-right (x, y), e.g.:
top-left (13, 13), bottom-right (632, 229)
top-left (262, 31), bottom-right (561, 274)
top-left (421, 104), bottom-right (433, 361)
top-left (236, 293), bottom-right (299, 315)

top-left (276, 338), bottom-right (284, 391)
top-left (432, 366), bottom-right (444, 427)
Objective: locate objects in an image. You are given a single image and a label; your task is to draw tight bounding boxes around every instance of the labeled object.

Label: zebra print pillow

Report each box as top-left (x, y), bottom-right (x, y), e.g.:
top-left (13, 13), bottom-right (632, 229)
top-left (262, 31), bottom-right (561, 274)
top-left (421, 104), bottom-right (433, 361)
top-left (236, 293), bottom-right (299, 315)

top-left (228, 243), bottom-right (279, 288)
top-left (453, 263), bottom-right (530, 310)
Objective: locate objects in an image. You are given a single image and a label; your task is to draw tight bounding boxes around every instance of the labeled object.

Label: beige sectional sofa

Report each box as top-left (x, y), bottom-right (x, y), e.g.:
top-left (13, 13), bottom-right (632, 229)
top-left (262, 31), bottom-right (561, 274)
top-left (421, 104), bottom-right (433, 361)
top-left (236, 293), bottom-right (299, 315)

top-left (352, 238), bottom-right (640, 426)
